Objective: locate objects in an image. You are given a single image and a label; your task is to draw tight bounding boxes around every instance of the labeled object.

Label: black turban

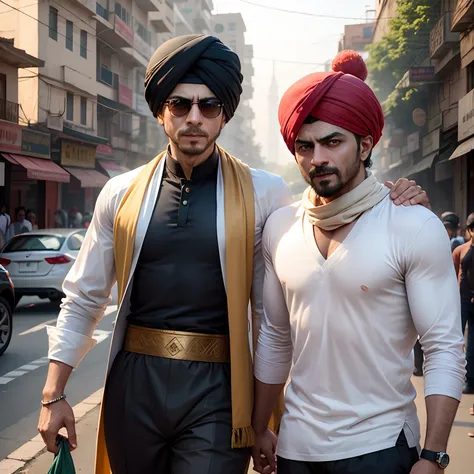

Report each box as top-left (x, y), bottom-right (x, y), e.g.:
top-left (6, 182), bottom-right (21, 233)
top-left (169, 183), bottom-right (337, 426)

top-left (145, 34), bottom-right (243, 120)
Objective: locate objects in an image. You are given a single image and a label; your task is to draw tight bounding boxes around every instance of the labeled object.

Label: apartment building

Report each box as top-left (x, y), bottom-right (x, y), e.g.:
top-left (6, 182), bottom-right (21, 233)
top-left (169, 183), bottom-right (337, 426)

top-left (372, 0), bottom-right (474, 218)
top-left (212, 13), bottom-right (256, 163)
top-left (174, 0), bottom-right (213, 35)
top-left (0, 37), bottom-right (63, 227)
top-left (0, 0), bottom-right (173, 214)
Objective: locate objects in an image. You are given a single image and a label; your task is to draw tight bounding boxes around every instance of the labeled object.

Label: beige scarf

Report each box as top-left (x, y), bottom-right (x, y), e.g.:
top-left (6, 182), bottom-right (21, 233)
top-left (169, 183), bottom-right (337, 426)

top-left (302, 172), bottom-right (389, 231)
top-left (95, 146), bottom-right (256, 474)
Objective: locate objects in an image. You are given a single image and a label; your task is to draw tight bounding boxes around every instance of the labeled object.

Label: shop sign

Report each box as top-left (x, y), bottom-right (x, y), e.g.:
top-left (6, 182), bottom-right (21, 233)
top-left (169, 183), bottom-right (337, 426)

top-left (96, 144), bottom-right (113, 156)
top-left (114, 16), bottom-right (134, 45)
top-left (21, 128), bottom-right (50, 159)
top-left (119, 83), bottom-right (133, 109)
top-left (409, 67), bottom-right (435, 83)
top-left (61, 140), bottom-right (96, 168)
top-left (407, 132), bottom-right (420, 153)
top-left (412, 108), bottom-right (427, 127)
top-left (422, 128), bottom-right (440, 156)
top-left (0, 119), bottom-right (21, 153)
top-left (459, 89), bottom-right (474, 141)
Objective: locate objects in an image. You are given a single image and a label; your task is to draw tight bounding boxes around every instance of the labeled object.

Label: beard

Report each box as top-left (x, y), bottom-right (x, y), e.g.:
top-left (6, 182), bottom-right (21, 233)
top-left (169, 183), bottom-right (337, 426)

top-left (168, 125), bottom-right (222, 157)
top-left (308, 153), bottom-right (361, 198)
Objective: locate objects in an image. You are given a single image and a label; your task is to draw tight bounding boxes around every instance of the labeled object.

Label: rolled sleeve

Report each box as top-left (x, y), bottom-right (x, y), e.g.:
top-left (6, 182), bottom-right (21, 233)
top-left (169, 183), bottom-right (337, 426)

top-left (48, 181), bottom-right (118, 368)
top-left (47, 326), bottom-right (97, 368)
top-left (405, 217), bottom-right (466, 401)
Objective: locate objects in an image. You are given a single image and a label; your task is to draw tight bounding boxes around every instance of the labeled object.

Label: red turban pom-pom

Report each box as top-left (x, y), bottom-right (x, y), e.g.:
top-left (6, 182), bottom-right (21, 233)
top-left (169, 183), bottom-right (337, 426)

top-left (331, 50), bottom-right (368, 82)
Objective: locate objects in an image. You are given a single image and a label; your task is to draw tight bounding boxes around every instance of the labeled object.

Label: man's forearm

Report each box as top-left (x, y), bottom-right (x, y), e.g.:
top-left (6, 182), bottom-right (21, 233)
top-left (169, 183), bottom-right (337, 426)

top-left (424, 394), bottom-right (459, 452)
top-left (252, 379), bottom-right (285, 435)
top-left (42, 361), bottom-right (73, 400)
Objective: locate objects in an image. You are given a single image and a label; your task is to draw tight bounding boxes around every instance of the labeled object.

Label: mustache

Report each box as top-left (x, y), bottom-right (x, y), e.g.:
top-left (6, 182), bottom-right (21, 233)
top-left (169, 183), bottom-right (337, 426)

top-left (178, 127), bottom-right (208, 138)
top-left (309, 166), bottom-right (341, 180)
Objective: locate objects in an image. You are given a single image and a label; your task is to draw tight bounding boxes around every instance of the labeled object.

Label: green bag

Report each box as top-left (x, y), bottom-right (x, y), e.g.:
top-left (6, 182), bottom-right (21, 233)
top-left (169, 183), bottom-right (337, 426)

top-left (47, 436), bottom-right (76, 474)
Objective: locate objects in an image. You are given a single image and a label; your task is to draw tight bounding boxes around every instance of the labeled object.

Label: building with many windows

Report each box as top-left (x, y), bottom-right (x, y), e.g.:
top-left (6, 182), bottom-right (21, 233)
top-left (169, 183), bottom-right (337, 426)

top-left (212, 13), bottom-right (257, 165)
top-left (0, 0), bottom-right (174, 216)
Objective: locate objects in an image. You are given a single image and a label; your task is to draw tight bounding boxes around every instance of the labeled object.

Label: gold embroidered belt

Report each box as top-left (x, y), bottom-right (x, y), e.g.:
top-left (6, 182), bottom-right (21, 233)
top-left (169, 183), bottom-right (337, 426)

top-left (124, 325), bottom-right (230, 363)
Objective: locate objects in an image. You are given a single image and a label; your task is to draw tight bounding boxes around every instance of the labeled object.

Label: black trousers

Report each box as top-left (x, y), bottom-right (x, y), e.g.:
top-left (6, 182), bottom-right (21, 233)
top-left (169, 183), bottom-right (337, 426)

top-left (103, 350), bottom-right (251, 474)
top-left (277, 431), bottom-right (419, 474)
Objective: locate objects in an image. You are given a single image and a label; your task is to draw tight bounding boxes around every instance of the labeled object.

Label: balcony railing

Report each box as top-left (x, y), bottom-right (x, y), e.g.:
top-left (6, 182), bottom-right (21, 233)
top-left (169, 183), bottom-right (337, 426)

top-left (0, 98), bottom-right (19, 123)
top-left (430, 13), bottom-right (459, 60)
top-left (96, 2), bottom-right (109, 21)
top-left (97, 65), bottom-right (119, 89)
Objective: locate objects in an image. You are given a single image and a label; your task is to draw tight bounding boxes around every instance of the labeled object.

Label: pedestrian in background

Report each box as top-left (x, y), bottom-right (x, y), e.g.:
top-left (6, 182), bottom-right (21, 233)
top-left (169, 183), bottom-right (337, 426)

top-left (452, 213), bottom-right (474, 395)
top-left (442, 212), bottom-right (465, 252)
top-left (6, 206), bottom-right (32, 241)
top-left (0, 204), bottom-right (11, 249)
top-left (26, 210), bottom-right (39, 231)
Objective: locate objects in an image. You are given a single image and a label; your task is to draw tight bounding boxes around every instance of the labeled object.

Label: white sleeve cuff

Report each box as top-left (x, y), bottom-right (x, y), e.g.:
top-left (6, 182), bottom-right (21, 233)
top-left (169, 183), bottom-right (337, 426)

top-left (47, 325), bottom-right (97, 369)
top-left (254, 352), bottom-right (291, 384)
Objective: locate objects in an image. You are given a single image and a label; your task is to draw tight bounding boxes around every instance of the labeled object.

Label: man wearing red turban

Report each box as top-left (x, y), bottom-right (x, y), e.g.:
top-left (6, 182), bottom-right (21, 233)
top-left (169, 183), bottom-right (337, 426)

top-left (251, 51), bottom-right (465, 474)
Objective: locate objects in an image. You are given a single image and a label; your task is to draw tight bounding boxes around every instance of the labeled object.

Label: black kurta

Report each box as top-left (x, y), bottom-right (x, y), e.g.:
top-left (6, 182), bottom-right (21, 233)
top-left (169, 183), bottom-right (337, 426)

top-left (128, 148), bottom-right (229, 334)
top-left (104, 149), bottom-right (251, 474)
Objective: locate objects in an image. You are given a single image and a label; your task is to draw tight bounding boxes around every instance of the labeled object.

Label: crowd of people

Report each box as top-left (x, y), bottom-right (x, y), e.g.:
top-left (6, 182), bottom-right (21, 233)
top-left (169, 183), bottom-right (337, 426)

top-left (0, 205), bottom-right (92, 248)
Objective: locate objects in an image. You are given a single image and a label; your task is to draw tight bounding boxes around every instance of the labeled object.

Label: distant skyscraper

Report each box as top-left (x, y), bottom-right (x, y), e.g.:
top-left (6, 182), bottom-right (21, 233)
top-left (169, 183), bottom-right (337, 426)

top-left (267, 61), bottom-right (280, 163)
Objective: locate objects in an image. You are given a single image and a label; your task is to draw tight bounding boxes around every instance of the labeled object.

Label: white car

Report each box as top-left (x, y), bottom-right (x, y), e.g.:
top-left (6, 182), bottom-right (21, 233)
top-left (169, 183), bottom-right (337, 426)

top-left (0, 228), bottom-right (86, 305)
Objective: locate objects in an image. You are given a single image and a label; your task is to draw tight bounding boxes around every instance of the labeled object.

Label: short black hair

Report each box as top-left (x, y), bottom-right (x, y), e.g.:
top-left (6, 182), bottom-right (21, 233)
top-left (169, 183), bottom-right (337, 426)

top-left (302, 115), bottom-right (372, 168)
top-left (441, 212), bottom-right (460, 229)
top-left (466, 213), bottom-right (474, 230)
top-left (15, 206), bottom-right (26, 215)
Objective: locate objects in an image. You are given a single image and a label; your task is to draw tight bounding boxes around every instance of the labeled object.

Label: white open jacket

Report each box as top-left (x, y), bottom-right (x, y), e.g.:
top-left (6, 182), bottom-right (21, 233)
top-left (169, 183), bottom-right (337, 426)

top-left (47, 157), bottom-right (293, 380)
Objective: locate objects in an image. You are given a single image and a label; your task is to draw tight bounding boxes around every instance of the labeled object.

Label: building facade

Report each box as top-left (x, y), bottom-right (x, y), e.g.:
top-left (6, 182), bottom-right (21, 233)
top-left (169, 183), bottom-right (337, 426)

top-left (0, 0), bottom-right (174, 219)
top-left (0, 37), bottom-right (69, 229)
top-left (372, 0), bottom-right (474, 220)
top-left (211, 13), bottom-right (257, 165)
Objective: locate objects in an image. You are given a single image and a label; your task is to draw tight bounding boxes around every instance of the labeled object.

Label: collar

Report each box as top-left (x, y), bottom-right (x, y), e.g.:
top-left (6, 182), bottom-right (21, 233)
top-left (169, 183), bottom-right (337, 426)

top-left (165, 146), bottom-right (219, 182)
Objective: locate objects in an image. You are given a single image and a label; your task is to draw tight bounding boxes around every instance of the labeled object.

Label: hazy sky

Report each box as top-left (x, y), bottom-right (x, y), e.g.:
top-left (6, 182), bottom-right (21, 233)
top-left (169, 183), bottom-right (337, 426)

top-left (213, 0), bottom-right (376, 164)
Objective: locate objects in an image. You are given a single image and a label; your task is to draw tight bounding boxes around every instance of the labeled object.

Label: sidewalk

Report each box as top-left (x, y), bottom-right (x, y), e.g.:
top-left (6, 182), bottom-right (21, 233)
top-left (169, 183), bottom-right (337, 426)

top-left (19, 377), bottom-right (474, 474)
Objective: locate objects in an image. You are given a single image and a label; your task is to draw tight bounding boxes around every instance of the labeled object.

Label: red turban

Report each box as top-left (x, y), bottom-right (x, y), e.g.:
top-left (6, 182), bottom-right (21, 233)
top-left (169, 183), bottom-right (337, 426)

top-left (278, 50), bottom-right (384, 154)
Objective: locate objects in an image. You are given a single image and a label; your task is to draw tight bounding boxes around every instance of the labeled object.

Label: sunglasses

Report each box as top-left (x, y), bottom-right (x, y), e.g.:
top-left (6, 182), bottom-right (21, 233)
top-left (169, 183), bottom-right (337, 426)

top-left (164, 98), bottom-right (224, 119)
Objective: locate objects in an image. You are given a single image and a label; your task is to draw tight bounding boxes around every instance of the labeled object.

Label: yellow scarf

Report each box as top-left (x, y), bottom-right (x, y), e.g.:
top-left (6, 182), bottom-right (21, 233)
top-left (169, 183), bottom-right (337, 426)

top-left (302, 172), bottom-right (389, 231)
top-left (95, 146), bottom-right (256, 474)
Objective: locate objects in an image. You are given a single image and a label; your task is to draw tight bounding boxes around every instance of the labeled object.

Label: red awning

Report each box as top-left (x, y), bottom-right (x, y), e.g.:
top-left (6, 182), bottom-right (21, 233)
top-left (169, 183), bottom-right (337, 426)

top-left (98, 159), bottom-right (130, 178)
top-left (2, 153), bottom-right (70, 183)
top-left (64, 167), bottom-right (109, 188)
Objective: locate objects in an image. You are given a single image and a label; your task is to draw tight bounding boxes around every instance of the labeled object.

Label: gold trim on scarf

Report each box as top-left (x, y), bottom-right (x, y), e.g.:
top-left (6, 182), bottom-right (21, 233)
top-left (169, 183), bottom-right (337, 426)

top-left (95, 146), bottom-right (256, 474)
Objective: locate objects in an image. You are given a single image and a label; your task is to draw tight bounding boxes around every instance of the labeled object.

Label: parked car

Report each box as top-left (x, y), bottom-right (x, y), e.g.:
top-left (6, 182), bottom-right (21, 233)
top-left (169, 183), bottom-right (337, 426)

top-left (0, 229), bottom-right (86, 305)
top-left (0, 264), bottom-right (15, 356)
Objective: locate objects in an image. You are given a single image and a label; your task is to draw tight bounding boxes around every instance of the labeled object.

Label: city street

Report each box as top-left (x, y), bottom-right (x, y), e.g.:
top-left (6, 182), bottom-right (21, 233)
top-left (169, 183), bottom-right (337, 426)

top-left (0, 294), bottom-right (116, 462)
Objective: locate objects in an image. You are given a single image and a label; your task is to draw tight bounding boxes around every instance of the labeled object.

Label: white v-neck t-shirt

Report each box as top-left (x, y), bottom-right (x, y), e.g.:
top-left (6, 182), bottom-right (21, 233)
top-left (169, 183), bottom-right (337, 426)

top-left (255, 195), bottom-right (465, 462)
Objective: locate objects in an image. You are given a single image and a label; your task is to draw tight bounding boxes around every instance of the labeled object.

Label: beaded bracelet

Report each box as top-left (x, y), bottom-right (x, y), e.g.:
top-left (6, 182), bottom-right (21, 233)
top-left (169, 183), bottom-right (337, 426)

top-left (41, 394), bottom-right (66, 406)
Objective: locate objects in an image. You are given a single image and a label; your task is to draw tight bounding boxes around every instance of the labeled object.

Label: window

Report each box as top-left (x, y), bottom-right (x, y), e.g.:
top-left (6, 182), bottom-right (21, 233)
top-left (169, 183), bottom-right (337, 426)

top-left (67, 231), bottom-right (85, 251)
top-left (4, 235), bottom-right (65, 252)
top-left (49, 7), bottom-right (58, 41)
top-left (80, 30), bottom-right (87, 58)
top-left (66, 92), bottom-right (74, 121)
top-left (363, 27), bottom-right (373, 39)
top-left (80, 97), bottom-right (87, 125)
top-left (66, 20), bottom-right (73, 51)
top-left (229, 22), bottom-right (236, 31)
top-left (136, 71), bottom-right (145, 94)
top-left (468, 62), bottom-right (474, 92)
top-left (114, 2), bottom-right (131, 26)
